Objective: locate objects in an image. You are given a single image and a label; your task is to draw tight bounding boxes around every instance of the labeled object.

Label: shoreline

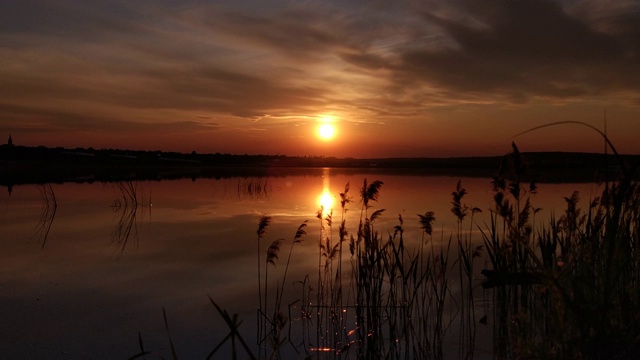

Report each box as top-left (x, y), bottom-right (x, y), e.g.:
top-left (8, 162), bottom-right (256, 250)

top-left (1, 144), bottom-right (638, 187)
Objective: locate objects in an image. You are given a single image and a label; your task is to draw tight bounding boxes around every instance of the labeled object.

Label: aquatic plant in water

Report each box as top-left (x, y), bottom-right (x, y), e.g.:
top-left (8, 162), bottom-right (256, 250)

top-left (133, 129), bottom-right (638, 359)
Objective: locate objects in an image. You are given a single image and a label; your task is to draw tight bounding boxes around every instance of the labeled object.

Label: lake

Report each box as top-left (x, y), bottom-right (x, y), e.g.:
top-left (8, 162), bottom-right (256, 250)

top-left (0, 169), bottom-right (603, 359)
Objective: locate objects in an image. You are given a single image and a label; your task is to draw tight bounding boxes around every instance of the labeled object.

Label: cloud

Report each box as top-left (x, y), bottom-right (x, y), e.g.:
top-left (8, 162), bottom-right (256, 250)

top-left (1, 0), bottom-right (399, 128)
top-left (0, 0), bottom-right (147, 44)
top-left (0, 19), bottom-right (329, 123)
top-left (0, 102), bottom-right (219, 135)
top-left (1, 0), bottom-right (638, 155)
top-left (383, 0), bottom-right (640, 104)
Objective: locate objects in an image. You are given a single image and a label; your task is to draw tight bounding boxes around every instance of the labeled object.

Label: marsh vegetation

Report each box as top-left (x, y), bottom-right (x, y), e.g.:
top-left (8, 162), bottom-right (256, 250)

top-left (131, 143), bottom-right (638, 360)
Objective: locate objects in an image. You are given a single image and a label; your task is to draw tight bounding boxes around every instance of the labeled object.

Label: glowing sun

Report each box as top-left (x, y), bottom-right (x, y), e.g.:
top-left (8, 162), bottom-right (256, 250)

top-left (317, 123), bottom-right (335, 140)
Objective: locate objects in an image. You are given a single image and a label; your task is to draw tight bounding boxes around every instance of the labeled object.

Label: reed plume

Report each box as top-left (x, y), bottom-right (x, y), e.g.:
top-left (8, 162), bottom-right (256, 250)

top-left (255, 215), bottom-right (271, 353)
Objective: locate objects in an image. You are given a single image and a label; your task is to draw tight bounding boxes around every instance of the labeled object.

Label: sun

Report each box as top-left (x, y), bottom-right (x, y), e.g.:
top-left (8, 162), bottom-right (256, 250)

top-left (318, 123), bottom-right (335, 140)
top-left (315, 114), bottom-right (338, 141)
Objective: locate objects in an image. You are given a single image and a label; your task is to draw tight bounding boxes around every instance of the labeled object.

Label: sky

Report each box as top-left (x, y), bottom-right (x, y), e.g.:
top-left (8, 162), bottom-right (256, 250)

top-left (1, 0), bottom-right (639, 158)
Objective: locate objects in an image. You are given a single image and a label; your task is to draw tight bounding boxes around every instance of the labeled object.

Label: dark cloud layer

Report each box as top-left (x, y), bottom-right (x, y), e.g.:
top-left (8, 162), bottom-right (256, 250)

top-left (0, 103), bottom-right (218, 135)
top-left (388, 0), bottom-right (640, 103)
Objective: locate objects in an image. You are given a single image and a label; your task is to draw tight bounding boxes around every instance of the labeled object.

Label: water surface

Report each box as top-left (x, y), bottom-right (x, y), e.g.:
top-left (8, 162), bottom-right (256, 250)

top-left (0, 170), bottom-right (601, 359)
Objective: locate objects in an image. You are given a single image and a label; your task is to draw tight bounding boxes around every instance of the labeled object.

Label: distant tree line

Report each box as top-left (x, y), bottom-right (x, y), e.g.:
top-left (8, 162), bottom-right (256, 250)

top-left (1, 144), bottom-right (638, 187)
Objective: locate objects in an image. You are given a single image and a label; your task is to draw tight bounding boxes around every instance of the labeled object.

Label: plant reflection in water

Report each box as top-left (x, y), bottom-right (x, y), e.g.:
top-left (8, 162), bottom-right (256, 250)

top-left (111, 180), bottom-right (151, 254)
top-left (33, 183), bottom-right (57, 248)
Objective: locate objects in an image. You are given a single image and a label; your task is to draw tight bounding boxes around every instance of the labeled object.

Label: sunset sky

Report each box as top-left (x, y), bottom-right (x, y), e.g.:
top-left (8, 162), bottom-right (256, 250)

top-left (1, 0), bottom-right (639, 158)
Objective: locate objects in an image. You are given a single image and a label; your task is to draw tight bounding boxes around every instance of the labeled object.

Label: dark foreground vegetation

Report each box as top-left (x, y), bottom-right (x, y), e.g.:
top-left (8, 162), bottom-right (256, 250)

top-left (2, 143), bottom-right (639, 188)
top-left (126, 143), bottom-right (639, 360)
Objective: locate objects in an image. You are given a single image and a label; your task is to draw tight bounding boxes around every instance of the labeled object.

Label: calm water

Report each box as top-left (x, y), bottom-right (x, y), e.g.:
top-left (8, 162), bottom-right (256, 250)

top-left (0, 169), bottom-right (601, 359)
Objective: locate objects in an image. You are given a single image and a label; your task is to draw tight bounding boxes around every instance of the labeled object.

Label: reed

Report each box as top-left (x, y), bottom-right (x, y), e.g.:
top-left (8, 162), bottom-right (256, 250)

top-left (111, 179), bottom-right (151, 254)
top-left (479, 139), bottom-right (639, 359)
top-left (33, 183), bottom-right (57, 248)
top-left (255, 215), bottom-right (271, 357)
top-left (137, 132), bottom-right (638, 359)
top-left (255, 152), bottom-right (637, 359)
top-left (236, 178), bottom-right (271, 200)
top-left (142, 169), bottom-right (639, 359)
top-left (261, 176), bottom-right (481, 359)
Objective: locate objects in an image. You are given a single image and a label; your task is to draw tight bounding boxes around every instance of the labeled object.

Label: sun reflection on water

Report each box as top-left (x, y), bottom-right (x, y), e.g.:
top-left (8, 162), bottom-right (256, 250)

top-left (318, 191), bottom-right (333, 214)
top-left (317, 168), bottom-right (334, 216)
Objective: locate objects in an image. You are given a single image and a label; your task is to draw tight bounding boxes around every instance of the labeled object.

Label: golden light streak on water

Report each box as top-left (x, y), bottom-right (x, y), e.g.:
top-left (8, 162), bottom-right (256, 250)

top-left (317, 168), bottom-right (334, 217)
top-left (309, 347), bottom-right (334, 352)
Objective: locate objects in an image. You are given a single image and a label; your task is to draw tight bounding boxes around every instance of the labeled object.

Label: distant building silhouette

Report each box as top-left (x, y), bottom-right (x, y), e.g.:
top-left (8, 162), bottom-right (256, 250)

top-left (7, 134), bottom-right (13, 147)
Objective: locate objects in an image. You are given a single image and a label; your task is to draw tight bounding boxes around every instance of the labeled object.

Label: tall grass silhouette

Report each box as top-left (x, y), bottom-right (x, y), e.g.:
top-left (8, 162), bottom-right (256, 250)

top-left (135, 127), bottom-right (638, 359)
top-left (245, 142), bottom-right (638, 359)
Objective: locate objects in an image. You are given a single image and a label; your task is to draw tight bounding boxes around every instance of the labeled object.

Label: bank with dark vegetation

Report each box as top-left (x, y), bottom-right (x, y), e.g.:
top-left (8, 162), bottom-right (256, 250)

top-left (2, 143), bottom-right (638, 188)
